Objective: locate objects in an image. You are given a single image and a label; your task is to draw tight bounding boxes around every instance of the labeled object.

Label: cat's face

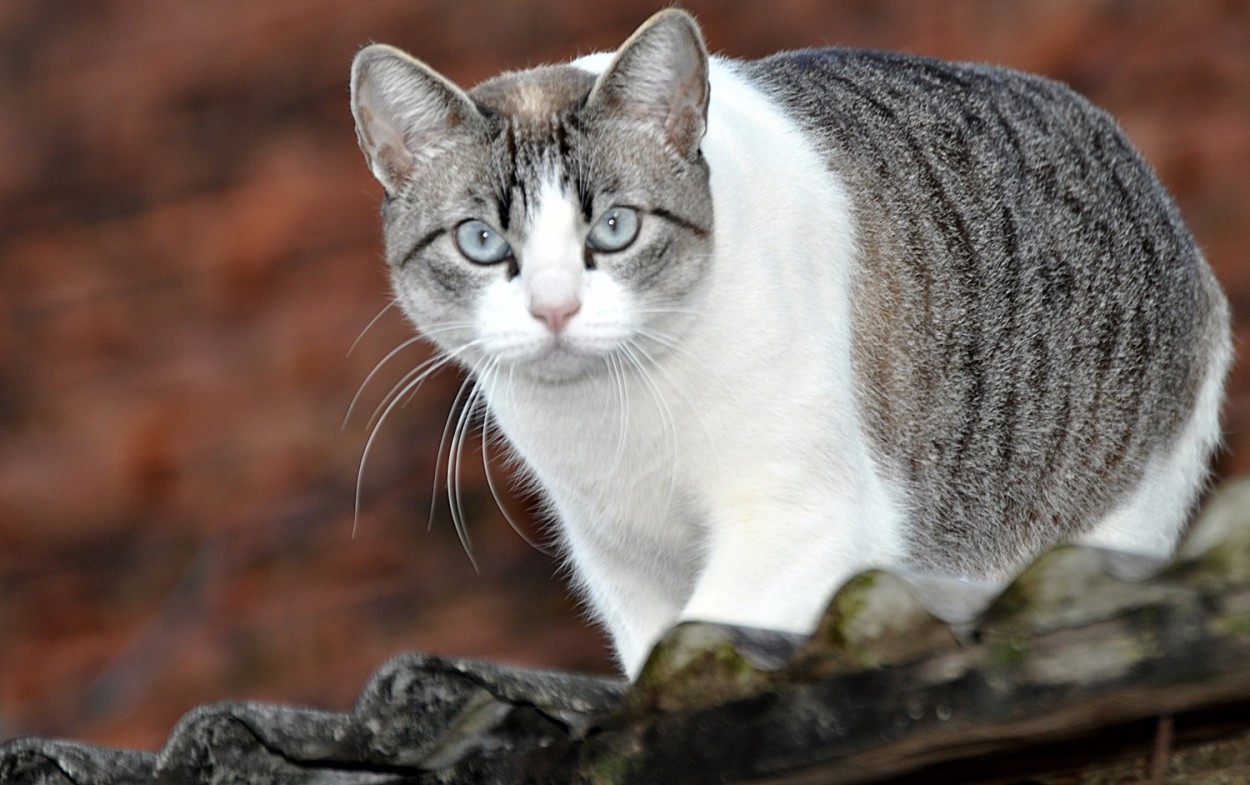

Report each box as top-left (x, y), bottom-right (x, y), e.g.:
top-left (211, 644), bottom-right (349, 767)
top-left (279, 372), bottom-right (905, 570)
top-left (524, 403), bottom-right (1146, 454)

top-left (351, 13), bottom-right (713, 383)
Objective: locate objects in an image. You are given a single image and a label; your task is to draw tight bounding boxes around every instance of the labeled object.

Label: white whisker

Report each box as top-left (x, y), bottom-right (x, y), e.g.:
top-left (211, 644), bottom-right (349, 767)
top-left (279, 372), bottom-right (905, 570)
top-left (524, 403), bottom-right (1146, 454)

top-left (344, 334), bottom-right (429, 429)
top-left (632, 305), bottom-right (706, 318)
top-left (447, 370), bottom-right (483, 572)
top-left (430, 370), bottom-right (474, 531)
top-left (630, 336), bottom-right (723, 477)
top-left (607, 351), bottom-right (631, 469)
top-left (640, 340), bottom-right (730, 477)
top-left (620, 341), bottom-right (680, 521)
top-left (347, 299), bottom-right (399, 357)
top-left (479, 361), bottom-right (555, 557)
top-left (364, 351), bottom-right (458, 434)
top-left (352, 337), bottom-right (477, 539)
top-left (633, 326), bottom-right (679, 350)
top-left (345, 319), bottom-right (476, 429)
top-left (353, 349), bottom-right (456, 538)
top-left (634, 322), bottom-right (717, 376)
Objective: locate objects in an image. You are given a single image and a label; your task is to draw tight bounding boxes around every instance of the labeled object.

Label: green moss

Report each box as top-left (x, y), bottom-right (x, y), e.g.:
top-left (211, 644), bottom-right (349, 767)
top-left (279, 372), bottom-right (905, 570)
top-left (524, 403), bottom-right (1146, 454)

top-left (585, 753), bottom-right (630, 785)
top-left (624, 623), bottom-right (776, 717)
top-left (1214, 614), bottom-right (1250, 638)
top-left (822, 572), bottom-right (877, 650)
top-left (987, 639), bottom-right (1028, 668)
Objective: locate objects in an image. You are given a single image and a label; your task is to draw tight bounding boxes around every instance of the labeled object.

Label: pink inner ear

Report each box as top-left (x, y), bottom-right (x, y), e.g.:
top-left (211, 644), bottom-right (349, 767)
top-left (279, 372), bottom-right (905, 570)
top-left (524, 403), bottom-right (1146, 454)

top-left (596, 16), bottom-right (707, 158)
top-left (376, 141), bottom-right (415, 187)
top-left (363, 111), bottom-right (414, 186)
top-left (647, 96), bottom-right (703, 157)
top-left (354, 81), bottom-right (418, 188)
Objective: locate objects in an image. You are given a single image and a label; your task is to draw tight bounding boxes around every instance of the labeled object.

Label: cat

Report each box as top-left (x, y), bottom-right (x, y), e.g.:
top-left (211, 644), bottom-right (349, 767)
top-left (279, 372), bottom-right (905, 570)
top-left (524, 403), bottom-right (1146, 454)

top-left (349, 9), bottom-right (1231, 677)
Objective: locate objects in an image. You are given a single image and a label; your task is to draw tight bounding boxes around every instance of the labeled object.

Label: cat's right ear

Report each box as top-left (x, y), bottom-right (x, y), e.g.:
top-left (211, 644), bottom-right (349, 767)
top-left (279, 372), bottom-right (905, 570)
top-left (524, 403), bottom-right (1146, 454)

top-left (587, 9), bottom-right (710, 160)
top-left (350, 45), bottom-right (480, 193)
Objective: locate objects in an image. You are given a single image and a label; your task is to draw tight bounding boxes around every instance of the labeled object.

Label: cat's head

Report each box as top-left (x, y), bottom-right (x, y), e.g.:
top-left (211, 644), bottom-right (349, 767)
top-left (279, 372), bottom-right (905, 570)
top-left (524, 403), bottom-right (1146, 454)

top-left (350, 10), bottom-right (714, 383)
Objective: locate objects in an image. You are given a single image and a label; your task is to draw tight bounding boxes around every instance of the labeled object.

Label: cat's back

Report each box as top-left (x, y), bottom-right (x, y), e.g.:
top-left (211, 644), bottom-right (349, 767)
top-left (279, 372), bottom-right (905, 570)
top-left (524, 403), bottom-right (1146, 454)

top-left (737, 47), bottom-right (1184, 248)
top-left (737, 48), bottom-right (1230, 576)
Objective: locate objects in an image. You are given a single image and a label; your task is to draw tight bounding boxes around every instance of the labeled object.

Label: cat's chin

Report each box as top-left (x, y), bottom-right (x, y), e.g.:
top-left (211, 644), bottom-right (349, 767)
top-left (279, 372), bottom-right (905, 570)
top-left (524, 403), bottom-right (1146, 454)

top-left (507, 345), bottom-right (614, 385)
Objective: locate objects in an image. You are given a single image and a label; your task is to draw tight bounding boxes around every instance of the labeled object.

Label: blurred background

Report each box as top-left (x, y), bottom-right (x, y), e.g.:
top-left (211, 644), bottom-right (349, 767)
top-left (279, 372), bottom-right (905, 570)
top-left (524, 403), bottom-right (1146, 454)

top-left (1, 0), bottom-right (1247, 751)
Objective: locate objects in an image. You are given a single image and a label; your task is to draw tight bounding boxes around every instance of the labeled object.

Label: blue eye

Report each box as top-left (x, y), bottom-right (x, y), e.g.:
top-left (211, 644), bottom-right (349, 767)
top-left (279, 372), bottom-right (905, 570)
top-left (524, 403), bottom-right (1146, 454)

top-left (587, 206), bottom-right (640, 252)
top-left (454, 220), bottom-right (512, 264)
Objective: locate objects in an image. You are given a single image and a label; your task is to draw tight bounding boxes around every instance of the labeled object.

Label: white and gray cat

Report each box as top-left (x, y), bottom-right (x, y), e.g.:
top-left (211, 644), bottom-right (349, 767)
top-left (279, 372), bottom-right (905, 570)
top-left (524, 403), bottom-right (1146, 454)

top-left (349, 10), bottom-right (1231, 677)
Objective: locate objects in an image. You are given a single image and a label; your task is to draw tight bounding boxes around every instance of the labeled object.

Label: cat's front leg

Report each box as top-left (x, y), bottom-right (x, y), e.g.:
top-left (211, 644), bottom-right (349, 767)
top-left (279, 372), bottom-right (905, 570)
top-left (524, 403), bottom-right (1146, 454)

top-left (559, 508), bottom-right (697, 678)
top-left (676, 484), bottom-right (905, 648)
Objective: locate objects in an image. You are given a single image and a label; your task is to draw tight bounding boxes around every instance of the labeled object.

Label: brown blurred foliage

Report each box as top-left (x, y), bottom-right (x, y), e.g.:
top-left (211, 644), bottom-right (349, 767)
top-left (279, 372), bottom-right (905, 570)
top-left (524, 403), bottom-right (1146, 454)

top-left (1, 0), bottom-right (1247, 751)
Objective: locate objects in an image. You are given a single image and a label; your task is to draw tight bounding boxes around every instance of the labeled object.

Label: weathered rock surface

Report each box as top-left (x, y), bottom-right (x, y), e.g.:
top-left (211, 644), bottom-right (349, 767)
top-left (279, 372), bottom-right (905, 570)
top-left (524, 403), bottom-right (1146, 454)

top-left (5, 479), bottom-right (1249, 784)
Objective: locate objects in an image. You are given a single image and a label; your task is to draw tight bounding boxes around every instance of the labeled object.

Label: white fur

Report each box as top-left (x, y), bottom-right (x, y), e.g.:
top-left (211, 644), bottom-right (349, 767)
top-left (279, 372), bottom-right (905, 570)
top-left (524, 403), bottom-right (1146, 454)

top-left (519, 180), bottom-right (585, 320)
top-left (477, 56), bottom-right (908, 676)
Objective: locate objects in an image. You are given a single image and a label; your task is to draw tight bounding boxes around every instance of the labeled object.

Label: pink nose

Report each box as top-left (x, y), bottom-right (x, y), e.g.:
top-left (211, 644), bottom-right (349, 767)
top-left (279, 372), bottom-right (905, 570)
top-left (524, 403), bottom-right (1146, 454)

top-left (530, 300), bottom-right (581, 336)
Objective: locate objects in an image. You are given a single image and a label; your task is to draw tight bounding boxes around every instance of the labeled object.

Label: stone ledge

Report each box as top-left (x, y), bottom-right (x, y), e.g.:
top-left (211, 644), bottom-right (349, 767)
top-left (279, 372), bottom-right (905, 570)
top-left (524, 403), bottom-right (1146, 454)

top-left (4, 478), bottom-right (1249, 784)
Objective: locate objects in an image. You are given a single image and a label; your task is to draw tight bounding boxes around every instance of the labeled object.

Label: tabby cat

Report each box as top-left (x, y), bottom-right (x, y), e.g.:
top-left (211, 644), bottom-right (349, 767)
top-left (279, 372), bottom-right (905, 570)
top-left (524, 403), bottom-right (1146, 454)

top-left (349, 10), bottom-right (1231, 676)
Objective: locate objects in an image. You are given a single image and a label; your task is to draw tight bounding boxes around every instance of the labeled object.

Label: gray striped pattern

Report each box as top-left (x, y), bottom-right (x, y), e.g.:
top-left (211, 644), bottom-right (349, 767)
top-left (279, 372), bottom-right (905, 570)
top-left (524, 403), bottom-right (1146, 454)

top-left (744, 49), bottom-right (1229, 573)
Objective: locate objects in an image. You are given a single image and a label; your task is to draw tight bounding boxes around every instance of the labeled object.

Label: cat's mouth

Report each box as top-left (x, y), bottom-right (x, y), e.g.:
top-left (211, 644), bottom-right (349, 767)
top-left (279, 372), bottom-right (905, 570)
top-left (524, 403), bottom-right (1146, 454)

top-left (482, 322), bottom-right (653, 384)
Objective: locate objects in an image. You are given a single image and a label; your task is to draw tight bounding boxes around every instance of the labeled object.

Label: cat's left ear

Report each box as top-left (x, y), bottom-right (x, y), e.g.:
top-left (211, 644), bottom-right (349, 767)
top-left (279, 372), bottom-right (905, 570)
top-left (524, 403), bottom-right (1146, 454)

top-left (588, 9), bottom-right (710, 160)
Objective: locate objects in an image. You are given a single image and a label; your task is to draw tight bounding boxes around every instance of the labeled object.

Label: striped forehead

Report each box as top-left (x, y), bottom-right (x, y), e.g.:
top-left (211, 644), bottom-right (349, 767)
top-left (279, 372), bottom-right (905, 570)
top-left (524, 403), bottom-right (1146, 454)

top-left (470, 65), bottom-right (595, 128)
top-left (471, 65), bottom-right (597, 228)
top-left (488, 141), bottom-right (586, 239)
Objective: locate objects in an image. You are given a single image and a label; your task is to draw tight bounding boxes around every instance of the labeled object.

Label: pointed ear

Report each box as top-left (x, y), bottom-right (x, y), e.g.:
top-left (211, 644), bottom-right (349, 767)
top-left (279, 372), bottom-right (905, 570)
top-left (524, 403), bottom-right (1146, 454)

top-left (587, 9), bottom-right (710, 159)
top-left (350, 44), bottom-right (481, 193)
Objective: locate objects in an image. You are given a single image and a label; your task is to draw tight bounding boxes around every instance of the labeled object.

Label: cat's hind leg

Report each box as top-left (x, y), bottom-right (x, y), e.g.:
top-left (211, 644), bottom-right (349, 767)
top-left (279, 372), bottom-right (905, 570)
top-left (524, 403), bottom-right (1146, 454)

top-left (1076, 340), bottom-right (1230, 561)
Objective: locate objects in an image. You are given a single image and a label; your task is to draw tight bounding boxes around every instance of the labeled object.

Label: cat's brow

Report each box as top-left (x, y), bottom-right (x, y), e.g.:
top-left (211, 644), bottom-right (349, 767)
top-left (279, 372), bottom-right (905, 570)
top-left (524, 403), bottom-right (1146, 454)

top-left (650, 207), bottom-right (711, 238)
top-left (399, 227), bottom-right (446, 267)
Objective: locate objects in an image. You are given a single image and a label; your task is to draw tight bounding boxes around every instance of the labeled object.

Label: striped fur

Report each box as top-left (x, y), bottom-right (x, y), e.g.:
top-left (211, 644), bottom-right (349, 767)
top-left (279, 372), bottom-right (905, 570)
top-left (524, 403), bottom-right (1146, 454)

top-left (742, 49), bottom-right (1231, 576)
